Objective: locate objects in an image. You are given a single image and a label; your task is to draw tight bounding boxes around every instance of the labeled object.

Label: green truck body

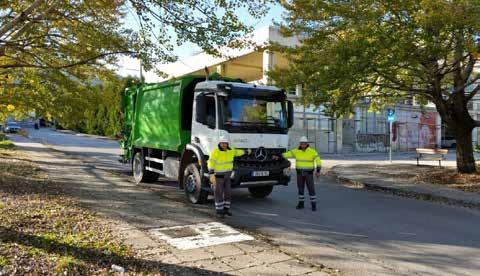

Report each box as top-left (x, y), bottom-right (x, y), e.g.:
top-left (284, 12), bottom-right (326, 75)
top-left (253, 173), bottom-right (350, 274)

top-left (121, 76), bottom-right (204, 159)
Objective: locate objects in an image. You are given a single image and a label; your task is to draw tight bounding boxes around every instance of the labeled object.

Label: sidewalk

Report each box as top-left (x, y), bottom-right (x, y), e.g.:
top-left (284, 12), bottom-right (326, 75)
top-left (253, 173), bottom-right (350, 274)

top-left (331, 163), bottom-right (480, 209)
top-left (10, 135), bottom-right (333, 275)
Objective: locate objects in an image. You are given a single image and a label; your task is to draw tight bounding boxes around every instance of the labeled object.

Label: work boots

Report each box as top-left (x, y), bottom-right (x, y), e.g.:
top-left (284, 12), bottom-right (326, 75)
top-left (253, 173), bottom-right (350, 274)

top-left (216, 210), bottom-right (225, 219)
top-left (296, 201), bottom-right (304, 209)
top-left (311, 202), bottom-right (317, 211)
top-left (224, 208), bottom-right (233, 217)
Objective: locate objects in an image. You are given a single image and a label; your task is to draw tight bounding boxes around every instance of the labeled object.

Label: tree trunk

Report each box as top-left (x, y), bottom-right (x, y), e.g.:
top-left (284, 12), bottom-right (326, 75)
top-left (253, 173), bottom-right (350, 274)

top-left (433, 92), bottom-right (477, 174)
top-left (454, 130), bottom-right (477, 173)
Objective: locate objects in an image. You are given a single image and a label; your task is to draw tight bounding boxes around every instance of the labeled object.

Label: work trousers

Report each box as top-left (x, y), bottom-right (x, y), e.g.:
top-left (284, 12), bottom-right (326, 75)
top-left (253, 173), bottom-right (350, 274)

top-left (214, 171), bottom-right (232, 211)
top-left (296, 170), bottom-right (316, 203)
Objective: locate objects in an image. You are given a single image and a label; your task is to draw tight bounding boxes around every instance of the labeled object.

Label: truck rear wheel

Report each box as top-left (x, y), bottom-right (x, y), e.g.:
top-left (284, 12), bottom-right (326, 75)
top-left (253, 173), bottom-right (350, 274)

top-left (248, 186), bottom-right (274, 198)
top-left (183, 163), bottom-right (208, 204)
top-left (132, 151), bottom-right (159, 184)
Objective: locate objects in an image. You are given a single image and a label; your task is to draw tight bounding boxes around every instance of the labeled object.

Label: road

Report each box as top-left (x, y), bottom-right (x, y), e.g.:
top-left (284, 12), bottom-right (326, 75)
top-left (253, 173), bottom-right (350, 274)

top-left (25, 128), bottom-right (480, 275)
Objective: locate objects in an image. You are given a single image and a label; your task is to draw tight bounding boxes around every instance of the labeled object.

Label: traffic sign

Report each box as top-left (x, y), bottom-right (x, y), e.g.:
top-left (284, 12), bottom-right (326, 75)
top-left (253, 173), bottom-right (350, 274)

top-left (387, 108), bottom-right (395, 122)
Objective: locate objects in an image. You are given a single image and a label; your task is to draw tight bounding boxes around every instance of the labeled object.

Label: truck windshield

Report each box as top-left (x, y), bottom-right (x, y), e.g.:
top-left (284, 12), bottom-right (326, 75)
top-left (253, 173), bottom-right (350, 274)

top-left (219, 96), bottom-right (288, 134)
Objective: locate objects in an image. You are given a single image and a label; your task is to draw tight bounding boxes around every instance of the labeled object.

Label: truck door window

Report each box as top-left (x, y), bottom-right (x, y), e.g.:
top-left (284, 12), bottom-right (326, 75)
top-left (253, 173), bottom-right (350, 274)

top-left (205, 96), bottom-right (216, 129)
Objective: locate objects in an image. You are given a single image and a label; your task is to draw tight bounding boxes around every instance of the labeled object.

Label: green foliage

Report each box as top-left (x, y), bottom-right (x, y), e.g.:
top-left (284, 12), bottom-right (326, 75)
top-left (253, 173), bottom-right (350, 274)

top-left (0, 0), bottom-right (272, 71)
top-left (0, 0), bottom-right (273, 138)
top-left (58, 74), bottom-right (135, 138)
top-left (0, 255), bottom-right (8, 268)
top-left (272, 0), bottom-right (480, 116)
top-left (273, 0), bottom-right (480, 172)
top-left (0, 140), bottom-right (14, 150)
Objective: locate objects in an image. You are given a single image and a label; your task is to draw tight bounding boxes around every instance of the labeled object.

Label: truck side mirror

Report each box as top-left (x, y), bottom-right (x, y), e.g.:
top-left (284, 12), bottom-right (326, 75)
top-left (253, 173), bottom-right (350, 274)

top-left (287, 100), bottom-right (294, 128)
top-left (196, 94), bottom-right (207, 124)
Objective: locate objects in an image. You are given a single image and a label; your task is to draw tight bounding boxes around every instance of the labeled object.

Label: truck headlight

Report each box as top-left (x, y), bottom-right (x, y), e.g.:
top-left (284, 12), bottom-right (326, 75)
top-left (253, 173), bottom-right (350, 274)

top-left (283, 168), bottom-right (291, 176)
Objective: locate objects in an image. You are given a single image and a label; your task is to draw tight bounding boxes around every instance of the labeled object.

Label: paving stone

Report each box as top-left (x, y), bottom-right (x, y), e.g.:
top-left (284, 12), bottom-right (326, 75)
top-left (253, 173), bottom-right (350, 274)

top-left (120, 230), bottom-right (158, 250)
top-left (205, 243), bottom-right (245, 258)
top-left (138, 246), bottom-right (168, 258)
top-left (183, 259), bottom-right (234, 272)
top-left (221, 254), bottom-right (264, 270)
top-left (235, 263), bottom-right (281, 275)
top-left (172, 248), bottom-right (214, 262)
top-left (234, 240), bottom-right (270, 253)
top-left (251, 250), bottom-right (292, 264)
top-left (267, 259), bottom-right (317, 275)
top-left (159, 254), bottom-right (182, 265)
top-left (305, 271), bottom-right (330, 276)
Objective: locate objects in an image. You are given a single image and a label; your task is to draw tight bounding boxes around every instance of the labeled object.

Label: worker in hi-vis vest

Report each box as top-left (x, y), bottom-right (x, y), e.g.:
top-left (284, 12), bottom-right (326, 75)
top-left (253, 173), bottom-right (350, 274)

top-left (282, 136), bottom-right (321, 211)
top-left (208, 136), bottom-right (250, 218)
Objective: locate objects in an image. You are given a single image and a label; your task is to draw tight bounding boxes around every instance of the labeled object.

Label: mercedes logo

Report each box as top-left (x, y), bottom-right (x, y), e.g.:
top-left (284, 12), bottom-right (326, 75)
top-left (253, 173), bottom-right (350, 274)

top-left (255, 147), bottom-right (267, 161)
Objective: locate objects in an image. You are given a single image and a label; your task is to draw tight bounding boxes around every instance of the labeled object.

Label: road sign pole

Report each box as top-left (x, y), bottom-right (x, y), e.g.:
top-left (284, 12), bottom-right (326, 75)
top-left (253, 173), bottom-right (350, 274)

top-left (389, 121), bottom-right (392, 163)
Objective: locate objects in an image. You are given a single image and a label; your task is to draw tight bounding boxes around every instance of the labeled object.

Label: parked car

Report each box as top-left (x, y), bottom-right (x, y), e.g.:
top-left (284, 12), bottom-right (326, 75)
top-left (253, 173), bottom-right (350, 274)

top-left (4, 121), bottom-right (21, 133)
top-left (441, 135), bottom-right (456, 148)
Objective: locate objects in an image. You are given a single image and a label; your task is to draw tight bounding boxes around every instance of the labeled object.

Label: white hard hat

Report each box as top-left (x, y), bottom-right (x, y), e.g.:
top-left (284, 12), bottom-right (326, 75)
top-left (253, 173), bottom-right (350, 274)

top-left (219, 135), bottom-right (230, 144)
top-left (299, 136), bottom-right (309, 143)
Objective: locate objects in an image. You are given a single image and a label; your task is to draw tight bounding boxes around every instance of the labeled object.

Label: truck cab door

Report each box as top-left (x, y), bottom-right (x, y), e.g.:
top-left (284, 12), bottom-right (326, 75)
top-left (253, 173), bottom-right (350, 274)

top-left (192, 92), bottom-right (219, 155)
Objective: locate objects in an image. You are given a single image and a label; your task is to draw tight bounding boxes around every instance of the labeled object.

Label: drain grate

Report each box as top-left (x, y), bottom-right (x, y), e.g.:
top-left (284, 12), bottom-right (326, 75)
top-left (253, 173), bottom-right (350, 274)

top-left (150, 222), bottom-right (254, 250)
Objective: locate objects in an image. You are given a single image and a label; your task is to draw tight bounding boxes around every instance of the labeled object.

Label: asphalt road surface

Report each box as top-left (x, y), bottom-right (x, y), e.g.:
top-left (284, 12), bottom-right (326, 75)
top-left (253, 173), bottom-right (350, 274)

top-left (25, 128), bottom-right (480, 276)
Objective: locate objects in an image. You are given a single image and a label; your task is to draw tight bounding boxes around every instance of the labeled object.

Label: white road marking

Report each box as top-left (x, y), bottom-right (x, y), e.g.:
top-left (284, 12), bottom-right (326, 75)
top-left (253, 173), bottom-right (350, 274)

top-left (150, 222), bottom-right (254, 250)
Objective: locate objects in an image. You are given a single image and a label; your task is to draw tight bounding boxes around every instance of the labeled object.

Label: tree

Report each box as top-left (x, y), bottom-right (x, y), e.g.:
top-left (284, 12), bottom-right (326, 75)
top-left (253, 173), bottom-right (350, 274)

top-left (0, 0), bottom-right (272, 136)
top-left (271, 0), bottom-right (480, 173)
top-left (0, 0), bottom-right (272, 71)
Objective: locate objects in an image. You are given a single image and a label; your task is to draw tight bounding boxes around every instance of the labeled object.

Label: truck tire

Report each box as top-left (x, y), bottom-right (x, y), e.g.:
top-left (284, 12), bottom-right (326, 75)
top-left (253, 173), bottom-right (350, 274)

top-left (248, 186), bottom-right (274, 198)
top-left (132, 151), bottom-right (159, 184)
top-left (183, 163), bottom-right (208, 204)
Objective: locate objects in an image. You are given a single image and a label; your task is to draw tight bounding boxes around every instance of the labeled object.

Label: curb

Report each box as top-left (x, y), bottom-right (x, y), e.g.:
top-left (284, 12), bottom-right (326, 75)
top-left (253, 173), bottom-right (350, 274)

top-left (333, 174), bottom-right (480, 210)
top-left (55, 129), bottom-right (119, 141)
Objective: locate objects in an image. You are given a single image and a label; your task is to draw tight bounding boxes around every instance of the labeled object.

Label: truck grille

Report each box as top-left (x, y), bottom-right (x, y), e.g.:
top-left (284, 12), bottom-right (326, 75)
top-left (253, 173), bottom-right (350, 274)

top-left (234, 148), bottom-right (287, 168)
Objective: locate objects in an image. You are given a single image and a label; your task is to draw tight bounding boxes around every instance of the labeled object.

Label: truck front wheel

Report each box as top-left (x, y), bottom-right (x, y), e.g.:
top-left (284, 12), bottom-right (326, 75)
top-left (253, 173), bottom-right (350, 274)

top-left (183, 163), bottom-right (208, 204)
top-left (248, 186), bottom-right (274, 198)
top-left (132, 151), bottom-right (159, 184)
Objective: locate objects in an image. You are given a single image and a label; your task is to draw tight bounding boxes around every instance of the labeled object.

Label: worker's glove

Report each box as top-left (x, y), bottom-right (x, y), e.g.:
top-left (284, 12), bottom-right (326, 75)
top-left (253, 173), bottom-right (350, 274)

top-left (315, 167), bottom-right (321, 178)
top-left (209, 174), bottom-right (216, 186)
top-left (246, 148), bottom-right (252, 155)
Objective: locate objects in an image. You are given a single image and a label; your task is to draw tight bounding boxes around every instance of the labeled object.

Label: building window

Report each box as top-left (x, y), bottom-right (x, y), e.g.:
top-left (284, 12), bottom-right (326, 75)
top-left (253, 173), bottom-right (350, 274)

top-left (287, 85), bottom-right (297, 96)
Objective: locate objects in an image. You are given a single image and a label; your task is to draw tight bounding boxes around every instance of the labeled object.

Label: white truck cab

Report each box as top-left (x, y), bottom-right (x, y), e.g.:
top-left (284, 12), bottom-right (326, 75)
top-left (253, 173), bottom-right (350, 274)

top-left (184, 81), bottom-right (294, 201)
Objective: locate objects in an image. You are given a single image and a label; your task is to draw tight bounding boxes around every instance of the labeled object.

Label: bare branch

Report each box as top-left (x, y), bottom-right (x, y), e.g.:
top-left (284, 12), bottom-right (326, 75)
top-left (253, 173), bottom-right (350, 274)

top-left (466, 84), bottom-right (480, 102)
top-left (462, 54), bottom-right (477, 83)
top-left (0, 0), bottom-right (49, 39)
top-left (452, 75), bottom-right (480, 95)
top-left (0, 51), bottom-right (134, 69)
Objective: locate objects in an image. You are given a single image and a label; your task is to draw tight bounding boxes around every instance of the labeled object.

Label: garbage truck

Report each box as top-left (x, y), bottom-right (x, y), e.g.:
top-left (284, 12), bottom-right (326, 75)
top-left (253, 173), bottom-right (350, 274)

top-left (120, 75), bottom-right (294, 204)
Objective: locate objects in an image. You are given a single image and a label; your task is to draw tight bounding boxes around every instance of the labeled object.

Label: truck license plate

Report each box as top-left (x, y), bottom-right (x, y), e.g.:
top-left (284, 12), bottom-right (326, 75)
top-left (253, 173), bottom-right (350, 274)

top-left (252, 171), bottom-right (269, 177)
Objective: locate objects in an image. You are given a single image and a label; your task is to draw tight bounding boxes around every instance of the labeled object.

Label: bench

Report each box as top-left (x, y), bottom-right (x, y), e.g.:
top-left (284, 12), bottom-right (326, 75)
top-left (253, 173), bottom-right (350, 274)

top-left (416, 148), bottom-right (448, 166)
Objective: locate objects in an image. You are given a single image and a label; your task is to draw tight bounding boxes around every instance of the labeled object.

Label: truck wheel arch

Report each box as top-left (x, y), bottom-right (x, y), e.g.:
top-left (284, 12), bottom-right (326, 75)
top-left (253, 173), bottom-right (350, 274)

top-left (179, 144), bottom-right (207, 189)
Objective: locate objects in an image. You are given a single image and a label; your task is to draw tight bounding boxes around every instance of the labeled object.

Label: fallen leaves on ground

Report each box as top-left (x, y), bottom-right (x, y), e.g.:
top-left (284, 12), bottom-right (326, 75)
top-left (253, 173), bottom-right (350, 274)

top-left (414, 167), bottom-right (480, 194)
top-left (0, 147), bottom-right (218, 275)
top-left (371, 164), bottom-right (480, 195)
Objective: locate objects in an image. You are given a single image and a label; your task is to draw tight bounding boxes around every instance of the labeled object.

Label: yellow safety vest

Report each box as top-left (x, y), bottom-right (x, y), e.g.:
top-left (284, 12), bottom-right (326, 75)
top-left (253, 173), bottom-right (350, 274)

top-left (283, 147), bottom-right (321, 170)
top-left (208, 147), bottom-right (245, 173)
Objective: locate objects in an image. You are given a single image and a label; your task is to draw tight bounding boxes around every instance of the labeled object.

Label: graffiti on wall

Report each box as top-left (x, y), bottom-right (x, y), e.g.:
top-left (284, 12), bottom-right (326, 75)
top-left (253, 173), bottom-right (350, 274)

top-left (356, 133), bottom-right (389, 152)
top-left (396, 112), bottom-right (437, 150)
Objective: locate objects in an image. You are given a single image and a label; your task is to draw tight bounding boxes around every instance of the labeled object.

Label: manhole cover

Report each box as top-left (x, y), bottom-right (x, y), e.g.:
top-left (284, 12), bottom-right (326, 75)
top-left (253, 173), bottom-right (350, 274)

top-left (150, 222), bottom-right (254, 250)
top-left (159, 227), bottom-right (198, 238)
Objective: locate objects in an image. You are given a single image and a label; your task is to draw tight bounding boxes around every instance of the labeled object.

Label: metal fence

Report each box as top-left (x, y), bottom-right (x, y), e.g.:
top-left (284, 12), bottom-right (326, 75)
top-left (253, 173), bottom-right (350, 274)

top-left (288, 110), bottom-right (337, 153)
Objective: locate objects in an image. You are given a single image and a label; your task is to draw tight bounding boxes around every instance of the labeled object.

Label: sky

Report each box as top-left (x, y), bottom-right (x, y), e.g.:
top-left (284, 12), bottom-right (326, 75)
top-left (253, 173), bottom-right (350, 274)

top-left (114, 3), bottom-right (285, 78)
